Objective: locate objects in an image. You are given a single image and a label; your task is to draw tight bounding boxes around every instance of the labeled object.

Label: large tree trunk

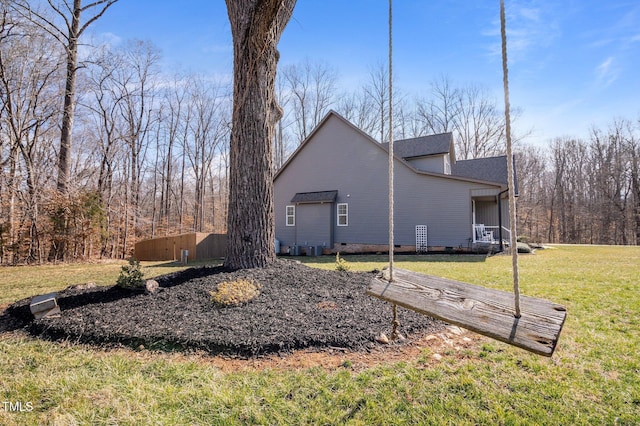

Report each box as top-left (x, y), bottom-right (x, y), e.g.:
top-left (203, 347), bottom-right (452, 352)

top-left (224, 0), bottom-right (295, 269)
top-left (48, 0), bottom-right (80, 262)
top-left (56, 0), bottom-right (80, 194)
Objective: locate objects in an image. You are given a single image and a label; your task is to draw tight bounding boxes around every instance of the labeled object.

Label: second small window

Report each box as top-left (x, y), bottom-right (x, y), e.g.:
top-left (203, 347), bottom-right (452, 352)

top-left (286, 205), bottom-right (295, 226)
top-left (337, 203), bottom-right (348, 226)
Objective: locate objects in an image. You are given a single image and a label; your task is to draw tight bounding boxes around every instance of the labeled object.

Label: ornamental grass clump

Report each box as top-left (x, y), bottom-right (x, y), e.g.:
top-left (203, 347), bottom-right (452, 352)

top-left (335, 252), bottom-right (351, 272)
top-left (210, 279), bottom-right (261, 307)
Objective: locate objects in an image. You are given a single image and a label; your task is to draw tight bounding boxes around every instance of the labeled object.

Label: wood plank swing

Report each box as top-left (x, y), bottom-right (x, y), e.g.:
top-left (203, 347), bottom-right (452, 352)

top-left (367, 0), bottom-right (566, 357)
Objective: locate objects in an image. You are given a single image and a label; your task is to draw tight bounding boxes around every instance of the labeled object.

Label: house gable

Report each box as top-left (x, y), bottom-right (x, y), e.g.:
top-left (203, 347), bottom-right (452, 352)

top-left (274, 111), bottom-right (397, 248)
top-left (274, 111), bottom-right (507, 251)
top-left (381, 133), bottom-right (456, 175)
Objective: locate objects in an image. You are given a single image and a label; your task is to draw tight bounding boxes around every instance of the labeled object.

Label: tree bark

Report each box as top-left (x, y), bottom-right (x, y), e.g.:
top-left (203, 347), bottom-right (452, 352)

top-left (224, 0), bottom-right (295, 269)
top-left (9, 0), bottom-right (119, 260)
top-left (56, 0), bottom-right (81, 194)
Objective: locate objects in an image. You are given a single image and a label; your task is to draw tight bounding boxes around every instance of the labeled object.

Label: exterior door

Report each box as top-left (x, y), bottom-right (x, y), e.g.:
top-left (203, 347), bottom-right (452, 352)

top-left (296, 203), bottom-right (332, 248)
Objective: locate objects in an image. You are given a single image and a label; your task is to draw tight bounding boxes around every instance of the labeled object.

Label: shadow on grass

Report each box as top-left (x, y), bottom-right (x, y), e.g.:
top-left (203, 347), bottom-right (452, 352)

top-left (294, 253), bottom-right (489, 265)
top-left (144, 259), bottom-right (223, 269)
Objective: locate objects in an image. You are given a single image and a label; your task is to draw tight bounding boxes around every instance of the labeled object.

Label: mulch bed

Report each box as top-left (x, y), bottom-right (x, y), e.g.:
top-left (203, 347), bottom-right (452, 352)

top-left (2, 259), bottom-right (444, 358)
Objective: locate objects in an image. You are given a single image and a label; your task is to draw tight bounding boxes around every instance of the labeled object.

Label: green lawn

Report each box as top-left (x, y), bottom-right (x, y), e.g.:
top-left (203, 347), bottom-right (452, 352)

top-left (1, 246), bottom-right (639, 425)
top-left (0, 259), bottom-right (215, 307)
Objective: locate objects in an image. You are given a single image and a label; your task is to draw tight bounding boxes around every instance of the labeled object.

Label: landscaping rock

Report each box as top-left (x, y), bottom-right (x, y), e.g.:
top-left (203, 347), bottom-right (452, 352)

top-left (145, 279), bottom-right (159, 295)
top-left (376, 333), bottom-right (390, 344)
top-left (67, 282), bottom-right (97, 291)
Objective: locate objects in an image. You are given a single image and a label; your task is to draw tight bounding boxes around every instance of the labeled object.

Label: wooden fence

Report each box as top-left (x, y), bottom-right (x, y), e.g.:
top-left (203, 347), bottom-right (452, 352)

top-left (134, 233), bottom-right (227, 261)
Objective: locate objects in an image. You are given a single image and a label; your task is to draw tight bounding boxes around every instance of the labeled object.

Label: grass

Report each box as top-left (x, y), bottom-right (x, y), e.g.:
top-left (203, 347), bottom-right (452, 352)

top-left (1, 246), bottom-right (639, 424)
top-left (0, 259), bottom-right (217, 306)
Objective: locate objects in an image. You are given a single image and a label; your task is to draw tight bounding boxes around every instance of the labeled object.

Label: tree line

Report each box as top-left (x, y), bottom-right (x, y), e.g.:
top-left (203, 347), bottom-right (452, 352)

top-left (517, 120), bottom-right (640, 245)
top-left (1, 2), bottom-right (638, 264)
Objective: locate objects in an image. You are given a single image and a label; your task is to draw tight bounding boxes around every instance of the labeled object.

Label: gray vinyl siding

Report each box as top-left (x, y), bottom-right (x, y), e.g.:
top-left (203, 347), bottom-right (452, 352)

top-left (274, 112), bottom-right (502, 250)
top-left (501, 196), bottom-right (510, 228)
top-left (394, 168), bottom-right (480, 248)
top-left (275, 114), bottom-right (390, 248)
top-left (475, 200), bottom-right (499, 227)
top-left (406, 155), bottom-right (446, 174)
top-left (296, 203), bottom-right (332, 247)
top-left (475, 198), bottom-right (511, 229)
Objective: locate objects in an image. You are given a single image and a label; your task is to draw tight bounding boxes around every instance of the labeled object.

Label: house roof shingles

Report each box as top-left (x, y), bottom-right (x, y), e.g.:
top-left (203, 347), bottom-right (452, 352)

top-left (382, 133), bottom-right (453, 158)
top-left (291, 190), bottom-right (338, 203)
top-left (452, 155), bottom-right (518, 194)
top-left (385, 131), bottom-right (515, 190)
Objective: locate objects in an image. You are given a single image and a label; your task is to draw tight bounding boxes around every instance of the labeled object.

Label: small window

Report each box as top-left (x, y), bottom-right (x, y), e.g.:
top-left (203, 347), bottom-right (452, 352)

top-left (444, 155), bottom-right (451, 175)
top-left (286, 205), bottom-right (295, 226)
top-left (337, 203), bottom-right (348, 226)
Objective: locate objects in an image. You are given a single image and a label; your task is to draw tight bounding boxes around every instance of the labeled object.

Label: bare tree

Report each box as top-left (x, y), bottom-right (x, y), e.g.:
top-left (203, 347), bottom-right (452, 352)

top-left (630, 118), bottom-right (640, 244)
top-left (365, 63), bottom-right (390, 143)
top-left (182, 75), bottom-right (229, 232)
top-left (0, 7), bottom-right (61, 262)
top-left (10, 0), bottom-right (118, 261)
top-left (156, 73), bottom-right (190, 235)
top-left (113, 39), bottom-right (160, 256)
top-left (515, 144), bottom-right (549, 242)
top-left (335, 88), bottom-right (377, 137)
top-left (590, 122), bottom-right (634, 244)
top-left (547, 137), bottom-right (590, 243)
top-left (225, 0), bottom-right (296, 269)
top-left (415, 75), bottom-right (460, 136)
top-left (281, 58), bottom-right (337, 143)
top-left (415, 76), bottom-right (520, 159)
top-left (9, 0), bottom-right (119, 194)
top-left (83, 45), bottom-right (126, 255)
top-left (455, 84), bottom-right (506, 159)
top-left (273, 69), bottom-right (292, 169)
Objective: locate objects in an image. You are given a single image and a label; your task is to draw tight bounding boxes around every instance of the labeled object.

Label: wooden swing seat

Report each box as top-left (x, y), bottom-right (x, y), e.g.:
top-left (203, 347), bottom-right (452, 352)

top-left (367, 268), bottom-right (567, 357)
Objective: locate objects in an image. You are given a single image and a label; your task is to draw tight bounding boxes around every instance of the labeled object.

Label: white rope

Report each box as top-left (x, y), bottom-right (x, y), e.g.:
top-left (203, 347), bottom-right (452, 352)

top-left (388, 0), bottom-right (401, 339)
top-left (388, 0), bottom-right (394, 283)
top-left (500, 0), bottom-right (521, 318)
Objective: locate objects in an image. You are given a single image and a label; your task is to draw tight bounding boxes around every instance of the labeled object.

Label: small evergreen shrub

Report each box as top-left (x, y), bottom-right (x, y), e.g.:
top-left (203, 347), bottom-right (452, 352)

top-left (116, 259), bottom-right (145, 289)
top-left (335, 252), bottom-right (351, 272)
top-left (210, 279), bottom-right (261, 307)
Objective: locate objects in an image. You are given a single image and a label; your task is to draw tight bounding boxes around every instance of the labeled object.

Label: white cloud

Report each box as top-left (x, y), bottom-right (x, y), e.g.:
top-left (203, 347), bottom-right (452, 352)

top-left (482, 1), bottom-right (561, 62)
top-left (519, 7), bottom-right (541, 23)
top-left (595, 57), bottom-right (619, 87)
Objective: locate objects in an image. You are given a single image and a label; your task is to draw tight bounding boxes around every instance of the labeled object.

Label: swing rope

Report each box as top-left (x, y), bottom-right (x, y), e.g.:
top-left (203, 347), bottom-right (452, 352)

top-left (388, 0), bottom-right (401, 339)
top-left (385, 0), bottom-right (521, 338)
top-left (370, 1), bottom-right (566, 355)
top-left (500, 0), bottom-right (521, 318)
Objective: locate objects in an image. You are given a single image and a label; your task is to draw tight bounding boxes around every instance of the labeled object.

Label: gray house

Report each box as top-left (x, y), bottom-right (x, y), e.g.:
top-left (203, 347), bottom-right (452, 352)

top-left (274, 111), bottom-right (515, 254)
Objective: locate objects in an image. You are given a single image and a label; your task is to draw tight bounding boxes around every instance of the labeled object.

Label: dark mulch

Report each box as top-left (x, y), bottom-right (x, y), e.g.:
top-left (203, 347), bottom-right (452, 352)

top-left (2, 259), bottom-right (444, 358)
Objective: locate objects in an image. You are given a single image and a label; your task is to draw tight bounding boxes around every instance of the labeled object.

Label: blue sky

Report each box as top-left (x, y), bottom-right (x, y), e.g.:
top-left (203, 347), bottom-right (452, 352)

top-left (91, 0), bottom-right (640, 146)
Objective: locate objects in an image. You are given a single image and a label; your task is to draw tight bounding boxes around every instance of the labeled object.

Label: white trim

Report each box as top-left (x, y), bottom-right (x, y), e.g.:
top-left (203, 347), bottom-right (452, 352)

top-left (286, 205), bottom-right (295, 226)
top-left (337, 203), bottom-right (348, 226)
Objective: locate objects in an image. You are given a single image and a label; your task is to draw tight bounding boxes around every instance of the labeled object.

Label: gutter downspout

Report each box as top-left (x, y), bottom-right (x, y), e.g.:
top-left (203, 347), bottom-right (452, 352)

top-left (498, 188), bottom-right (509, 252)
